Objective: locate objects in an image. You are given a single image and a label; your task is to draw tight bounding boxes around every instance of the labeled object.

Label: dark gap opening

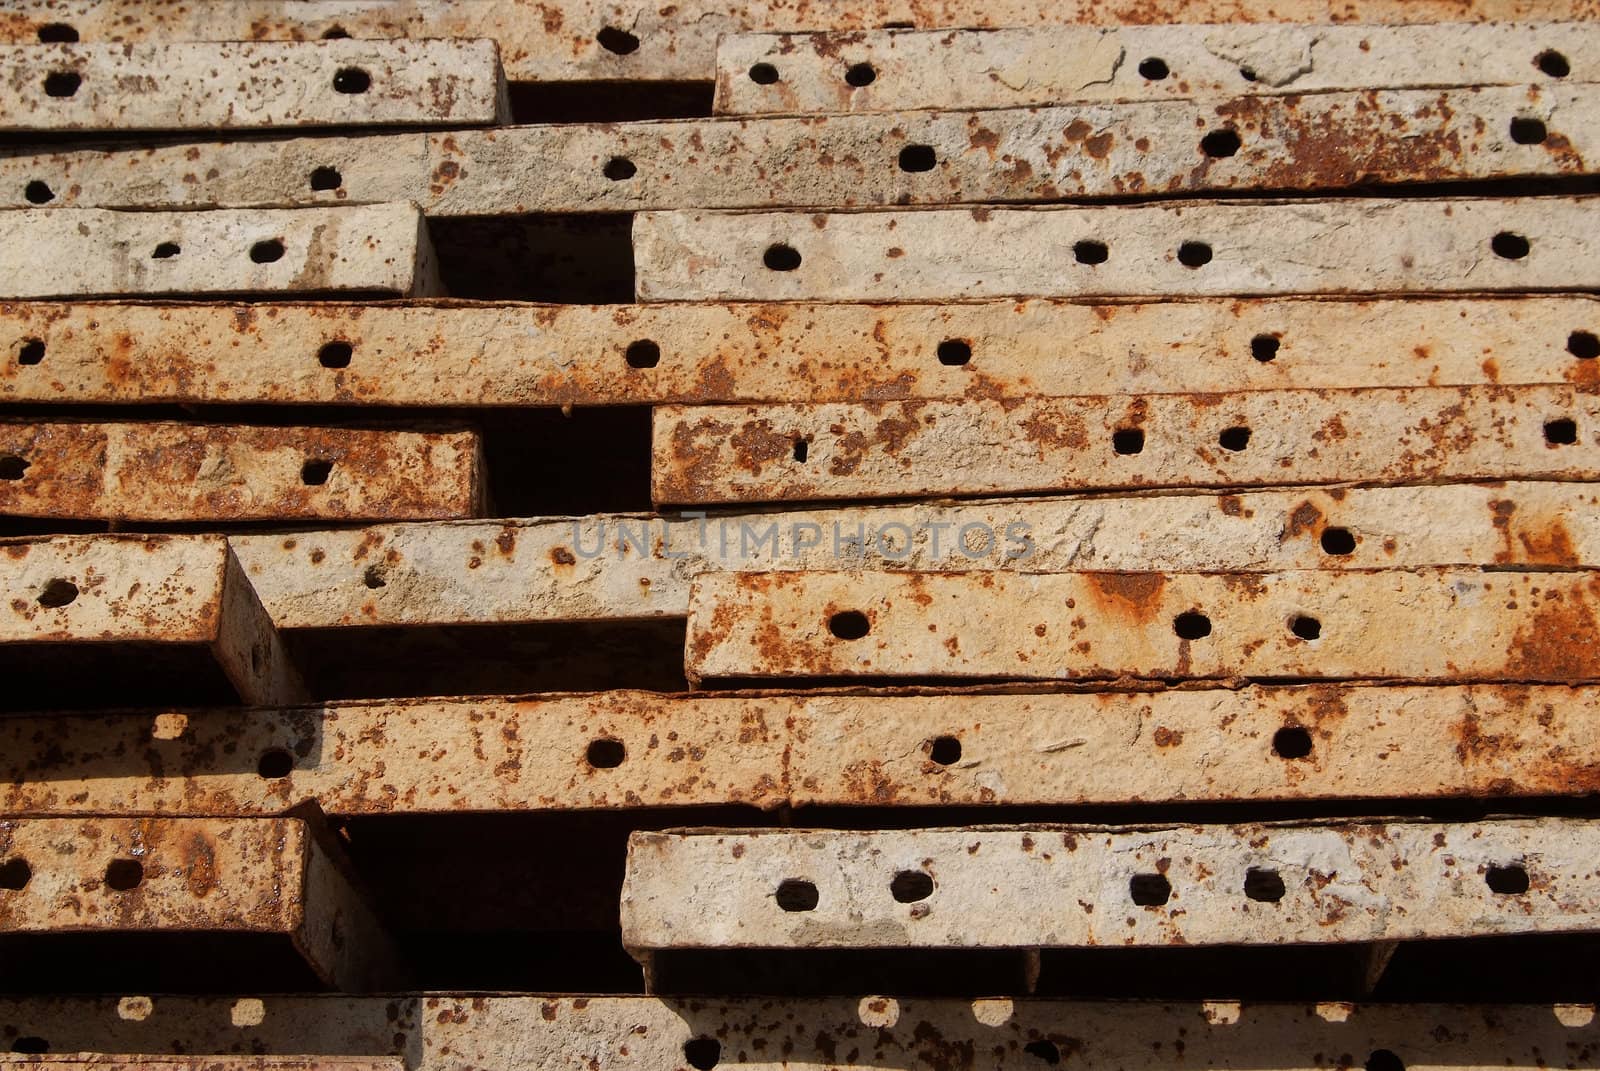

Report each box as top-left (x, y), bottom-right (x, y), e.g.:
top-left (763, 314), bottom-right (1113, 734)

top-left (0, 642), bottom-right (238, 712)
top-left (428, 216), bottom-right (635, 301)
top-left (507, 81), bottom-right (714, 124)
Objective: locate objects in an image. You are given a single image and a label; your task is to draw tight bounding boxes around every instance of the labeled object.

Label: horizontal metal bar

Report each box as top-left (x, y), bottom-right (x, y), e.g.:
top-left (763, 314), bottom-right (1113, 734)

top-left (1, 685), bottom-right (1597, 815)
top-left (4, 84), bottom-right (1589, 213)
top-left (716, 23), bottom-right (1600, 114)
top-left (622, 819), bottom-right (1600, 951)
top-left (0, 41), bottom-right (506, 132)
top-left (0, 817), bottom-right (400, 990)
top-left (0, 206), bottom-right (439, 300)
top-left (0, 535), bottom-right (305, 706)
top-left (0, 422), bottom-right (482, 522)
top-left (0, 1061), bottom-right (397, 1071)
top-left (2, 296), bottom-right (1597, 406)
top-left (228, 481), bottom-right (1600, 629)
top-left (684, 568), bottom-right (1600, 683)
top-left (634, 197), bottom-right (1600, 301)
top-left (653, 386), bottom-right (1600, 504)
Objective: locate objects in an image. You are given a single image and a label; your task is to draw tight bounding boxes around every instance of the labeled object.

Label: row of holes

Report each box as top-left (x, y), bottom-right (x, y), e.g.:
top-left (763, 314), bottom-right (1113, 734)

top-left (12, 331), bottom-right (1600, 371)
top-left (830, 606), bottom-right (1327, 644)
top-left (0, 456), bottom-right (333, 485)
top-left (25, 165), bottom-right (343, 205)
top-left (33, 68), bottom-right (371, 99)
top-left (748, 49), bottom-right (1574, 87)
top-left (0, 856), bottom-right (145, 893)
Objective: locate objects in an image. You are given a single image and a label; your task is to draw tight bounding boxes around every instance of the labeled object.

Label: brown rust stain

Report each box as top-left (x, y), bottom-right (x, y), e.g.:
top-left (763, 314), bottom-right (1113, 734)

top-left (1504, 577), bottom-right (1600, 679)
top-left (1086, 573), bottom-right (1166, 624)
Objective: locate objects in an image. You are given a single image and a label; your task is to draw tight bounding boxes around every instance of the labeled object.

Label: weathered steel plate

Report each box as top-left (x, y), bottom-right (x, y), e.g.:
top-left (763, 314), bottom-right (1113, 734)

top-left (717, 23), bottom-right (1600, 114)
top-left (0, 206), bottom-right (439, 300)
top-left (9, 84), bottom-right (1584, 213)
top-left (623, 819), bottom-right (1600, 951)
top-left (1, 685), bottom-right (1597, 815)
top-left (3, 0), bottom-right (1591, 83)
top-left (0, 817), bottom-right (400, 991)
top-left (0, 422), bottom-right (483, 522)
top-left (0, 535), bottom-right (305, 707)
top-left (634, 198), bottom-right (1600, 301)
top-left (1, 995), bottom-right (1592, 1071)
top-left (227, 481), bottom-right (1600, 629)
top-left (0, 41), bottom-right (506, 131)
top-left (0, 1061), bottom-right (398, 1071)
top-left (3, 296), bottom-right (1598, 407)
top-left (684, 569), bottom-right (1600, 683)
top-left (654, 386), bottom-right (1600, 504)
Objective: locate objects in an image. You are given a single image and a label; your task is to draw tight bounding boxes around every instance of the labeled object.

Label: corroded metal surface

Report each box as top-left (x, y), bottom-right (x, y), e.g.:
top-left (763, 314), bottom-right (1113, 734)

top-left (2, 685), bottom-right (1598, 815)
top-left (0, 206), bottom-right (439, 300)
top-left (0, 1061), bottom-right (398, 1071)
top-left (716, 23), bottom-right (1600, 114)
top-left (684, 569), bottom-right (1600, 683)
top-left (634, 198), bottom-right (1600, 301)
top-left (1, 995), bottom-right (1593, 1071)
top-left (653, 387), bottom-right (1600, 504)
top-left (0, 535), bottom-right (305, 706)
top-left (0, 422), bottom-right (483, 522)
top-left (0, 817), bottom-right (401, 991)
top-left (622, 819), bottom-right (1600, 951)
top-left (227, 481), bottom-right (1600, 629)
top-left (4, 296), bottom-right (1600, 406)
top-left (0, 41), bottom-right (506, 131)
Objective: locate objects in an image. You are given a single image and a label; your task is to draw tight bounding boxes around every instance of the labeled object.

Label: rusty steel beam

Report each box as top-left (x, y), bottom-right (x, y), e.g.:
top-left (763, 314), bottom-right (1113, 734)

top-left (684, 568), bottom-right (1600, 684)
top-left (634, 197), bottom-right (1600, 301)
top-left (0, 817), bottom-right (402, 991)
top-left (2, 685), bottom-right (1598, 815)
top-left (0, 1), bottom-right (1588, 84)
top-left (3, 296), bottom-right (1599, 407)
top-left (0, 535), bottom-right (305, 707)
top-left (653, 387), bottom-right (1600, 504)
top-left (716, 23), bottom-right (1600, 114)
top-left (0, 1062), bottom-right (397, 1071)
top-left (623, 819), bottom-right (1600, 955)
top-left (227, 481), bottom-right (1600, 630)
top-left (0, 41), bottom-right (507, 132)
top-left (0, 422), bottom-right (482, 523)
top-left (0, 206), bottom-right (439, 300)
top-left (4, 84), bottom-right (1592, 214)
top-left (2, 995), bottom-right (1594, 1071)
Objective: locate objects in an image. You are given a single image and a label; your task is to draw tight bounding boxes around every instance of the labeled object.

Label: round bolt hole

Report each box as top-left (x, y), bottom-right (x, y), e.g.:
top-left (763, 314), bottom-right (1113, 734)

top-left (1366, 1050), bottom-right (1405, 1071)
top-left (257, 749), bottom-right (293, 779)
top-left (10, 1038), bottom-right (48, 1055)
top-left (792, 438), bottom-right (808, 462)
top-left (603, 156), bottom-right (637, 181)
top-left (763, 243), bottom-right (801, 271)
top-left (318, 340), bottom-right (353, 368)
top-left (1074, 239), bottom-right (1109, 265)
top-left (1173, 611), bottom-right (1211, 640)
top-left (625, 339), bottom-right (661, 368)
top-left (1239, 66), bottom-right (1258, 82)
top-left (829, 610), bottom-right (870, 640)
top-left (586, 738), bottom-right (626, 769)
top-left (36, 23), bottom-right (79, 42)
top-left (1272, 725), bottom-right (1313, 759)
top-left (250, 238), bottom-right (285, 264)
top-left (24, 180), bottom-right (54, 205)
top-left (1546, 418), bottom-right (1578, 445)
top-left (1178, 241), bottom-right (1213, 268)
top-left (0, 857), bottom-right (31, 891)
top-left (1537, 50), bottom-right (1570, 78)
top-left (1244, 866), bottom-right (1286, 903)
top-left (1568, 330), bottom-right (1600, 359)
top-left (775, 878), bottom-right (819, 911)
top-left (596, 27), bottom-right (640, 55)
top-left (1491, 232), bottom-right (1530, 260)
top-left (890, 870), bottom-right (934, 903)
top-left (1320, 527), bottom-right (1356, 555)
top-left (1510, 116), bottom-right (1548, 145)
top-left (322, 25), bottom-right (351, 39)
top-left (1251, 334), bottom-right (1281, 362)
top-left (363, 565), bottom-right (386, 589)
top-left (1218, 425), bottom-right (1251, 452)
top-left (43, 71), bottom-right (81, 97)
top-left (1200, 128), bottom-right (1241, 158)
top-left (845, 62), bottom-right (876, 87)
top-left (301, 459), bottom-right (333, 486)
top-left (748, 62), bottom-right (779, 84)
top-left (332, 67), bottom-right (371, 93)
top-left (309, 166), bottom-right (343, 191)
top-left (1129, 873), bottom-right (1171, 906)
top-left (683, 1037), bottom-right (721, 1070)
top-left (1112, 428), bottom-right (1144, 455)
top-left (1290, 614), bottom-right (1321, 641)
top-left (0, 455), bottom-right (30, 480)
top-left (104, 859), bottom-right (144, 892)
top-left (936, 339), bottom-right (971, 366)
top-left (151, 242), bottom-right (180, 259)
top-left (17, 338), bottom-right (45, 366)
top-left (1485, 864), bottom-right (1530, 895)
top-left (898, 144), bottom-right (937, 172)
top-left (37, 578), bottom-right (77, 608)
top-left (1138, 57), bottom-right (1169, 80)
top-left (928, 735), bottom-right (961, 765)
